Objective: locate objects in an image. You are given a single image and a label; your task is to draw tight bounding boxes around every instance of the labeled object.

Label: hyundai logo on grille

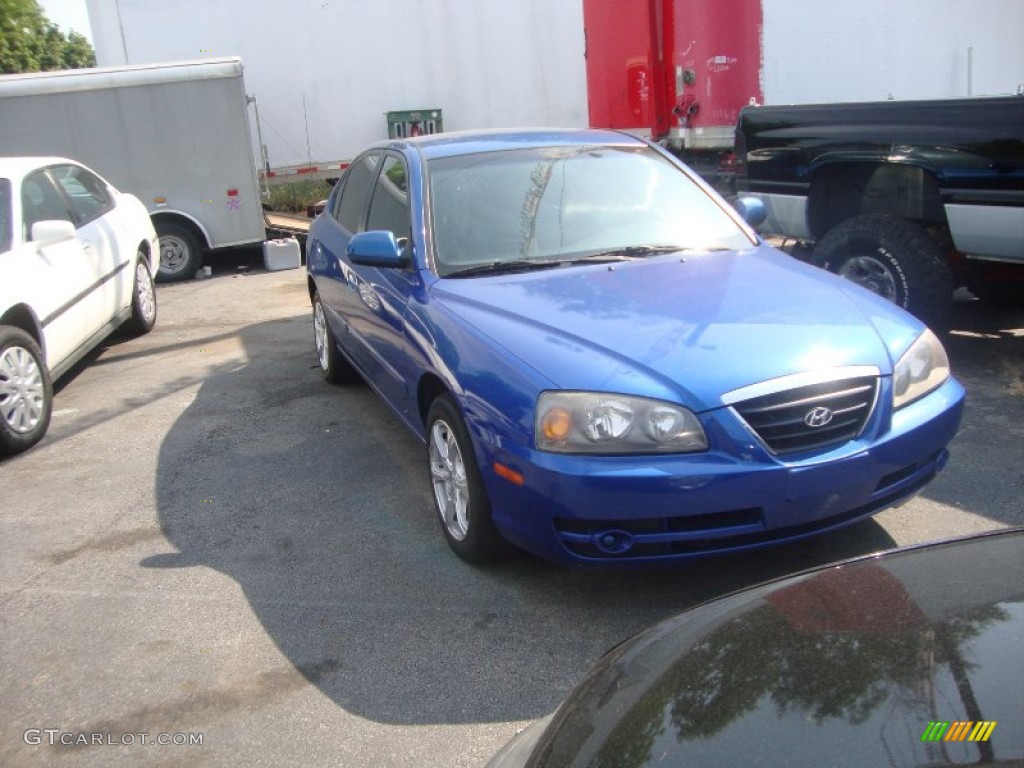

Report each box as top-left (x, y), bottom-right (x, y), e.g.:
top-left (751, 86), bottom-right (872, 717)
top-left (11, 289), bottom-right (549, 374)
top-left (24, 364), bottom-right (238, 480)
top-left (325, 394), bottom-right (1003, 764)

top-left (804, 406), bottom-right (834, 428)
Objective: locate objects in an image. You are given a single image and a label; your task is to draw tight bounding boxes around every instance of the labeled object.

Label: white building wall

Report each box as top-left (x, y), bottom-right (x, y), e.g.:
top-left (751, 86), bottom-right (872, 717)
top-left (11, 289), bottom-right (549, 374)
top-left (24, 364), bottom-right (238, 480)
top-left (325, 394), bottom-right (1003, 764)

top-left (762, 0), bottom-right (1024, 104)
top-left (87, 0), bottom-right (589, 167)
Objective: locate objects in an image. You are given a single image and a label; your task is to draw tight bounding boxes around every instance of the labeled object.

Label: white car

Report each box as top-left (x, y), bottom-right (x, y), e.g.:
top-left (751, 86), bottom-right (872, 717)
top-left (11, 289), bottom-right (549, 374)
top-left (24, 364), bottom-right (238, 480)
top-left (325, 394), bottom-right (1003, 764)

top-left (0, 157), bottom-right (159, 456)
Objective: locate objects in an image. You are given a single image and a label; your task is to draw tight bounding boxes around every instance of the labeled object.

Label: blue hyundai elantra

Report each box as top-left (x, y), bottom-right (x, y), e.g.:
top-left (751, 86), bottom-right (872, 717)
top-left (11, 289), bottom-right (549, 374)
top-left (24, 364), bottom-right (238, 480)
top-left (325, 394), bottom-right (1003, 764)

top-left (306, 129), bottom-right (964, 565)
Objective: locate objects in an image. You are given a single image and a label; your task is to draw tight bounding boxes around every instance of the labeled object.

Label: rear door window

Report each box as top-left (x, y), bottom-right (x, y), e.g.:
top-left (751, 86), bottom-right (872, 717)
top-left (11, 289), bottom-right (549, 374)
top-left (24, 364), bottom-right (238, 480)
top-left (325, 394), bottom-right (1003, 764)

top-left (365, 154), bottom-right (410, 242)
top-left (334, 153), bottom-right (380, 233)
top-left (51, 165), bottom-right (114, 226)
top-left (21, 170), bottom-right (74, 241)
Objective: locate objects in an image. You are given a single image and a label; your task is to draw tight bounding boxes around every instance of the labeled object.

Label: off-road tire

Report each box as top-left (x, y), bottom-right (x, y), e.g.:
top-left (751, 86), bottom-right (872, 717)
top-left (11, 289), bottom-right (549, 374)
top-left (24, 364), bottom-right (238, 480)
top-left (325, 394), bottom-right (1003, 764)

top-left (812, 214), bottom-right (953, 330)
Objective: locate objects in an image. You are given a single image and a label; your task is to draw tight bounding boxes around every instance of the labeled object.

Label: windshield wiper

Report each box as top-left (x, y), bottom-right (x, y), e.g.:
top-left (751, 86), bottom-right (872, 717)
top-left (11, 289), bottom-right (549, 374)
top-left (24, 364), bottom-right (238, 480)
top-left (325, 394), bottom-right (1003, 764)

top-left (570, 245), bottom-right (688, 262)
top-left (444, 259), bottom-right (564, 278)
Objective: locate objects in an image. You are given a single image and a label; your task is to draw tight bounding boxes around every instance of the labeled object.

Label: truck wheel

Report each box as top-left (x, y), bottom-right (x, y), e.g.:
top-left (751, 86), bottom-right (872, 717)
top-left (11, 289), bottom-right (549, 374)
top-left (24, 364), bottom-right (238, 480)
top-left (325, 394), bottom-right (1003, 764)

top-left (812, 214), bottom-right (953, 330)
top-left (0, 327), bottom-right (53, 456)
top-left (156, 221), bottom-right (203, 283)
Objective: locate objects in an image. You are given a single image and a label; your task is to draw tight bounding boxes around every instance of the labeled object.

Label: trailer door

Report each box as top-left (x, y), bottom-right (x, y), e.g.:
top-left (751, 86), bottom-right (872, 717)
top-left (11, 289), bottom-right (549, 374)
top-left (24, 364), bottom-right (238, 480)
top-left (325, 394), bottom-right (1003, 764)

top-left (583, 0), bottom-right (668, 140)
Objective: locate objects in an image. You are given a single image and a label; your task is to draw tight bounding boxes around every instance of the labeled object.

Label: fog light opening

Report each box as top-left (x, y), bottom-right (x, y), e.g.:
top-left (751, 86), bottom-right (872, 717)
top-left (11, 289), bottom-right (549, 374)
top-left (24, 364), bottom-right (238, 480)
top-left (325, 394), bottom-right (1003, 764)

top-left (593, 529), bottom-right (634, 555)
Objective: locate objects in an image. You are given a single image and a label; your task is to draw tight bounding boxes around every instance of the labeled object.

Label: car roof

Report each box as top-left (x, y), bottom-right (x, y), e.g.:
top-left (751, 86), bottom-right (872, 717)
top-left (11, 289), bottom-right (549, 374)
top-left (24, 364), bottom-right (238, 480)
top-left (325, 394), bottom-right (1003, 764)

top-left (0, 156), bottom-right (81, 179)
top-left (369, 128), bottom-right (648, 161)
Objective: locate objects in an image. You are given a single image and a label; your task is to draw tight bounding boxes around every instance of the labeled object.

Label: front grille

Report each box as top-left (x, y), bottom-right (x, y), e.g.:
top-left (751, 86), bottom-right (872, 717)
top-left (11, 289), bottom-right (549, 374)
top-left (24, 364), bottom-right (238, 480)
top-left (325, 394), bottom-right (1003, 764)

top-left (732, 375), bottom-right (878, 455)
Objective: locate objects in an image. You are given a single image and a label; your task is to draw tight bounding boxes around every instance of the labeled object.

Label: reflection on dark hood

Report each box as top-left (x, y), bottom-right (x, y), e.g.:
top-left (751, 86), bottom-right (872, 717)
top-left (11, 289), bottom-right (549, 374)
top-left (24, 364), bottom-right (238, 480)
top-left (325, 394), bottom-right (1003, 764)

top-left (529, 529), bottom-right (1024, 768)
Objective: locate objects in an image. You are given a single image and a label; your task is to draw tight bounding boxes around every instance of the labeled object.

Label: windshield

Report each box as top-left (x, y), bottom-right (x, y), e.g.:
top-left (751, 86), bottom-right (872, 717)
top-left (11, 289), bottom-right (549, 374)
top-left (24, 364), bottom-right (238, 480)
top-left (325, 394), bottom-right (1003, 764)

top-left (0, 179), bottom-right (11, 253)
top-left (427, 145), bottom-right (753, 276)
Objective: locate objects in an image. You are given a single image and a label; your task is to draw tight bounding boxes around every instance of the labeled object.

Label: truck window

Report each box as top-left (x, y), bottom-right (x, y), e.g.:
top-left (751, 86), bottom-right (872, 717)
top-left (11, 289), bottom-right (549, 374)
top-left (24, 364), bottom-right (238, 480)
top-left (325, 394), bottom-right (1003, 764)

top-left (334, 153), bottom-right (380, 233)
top-left (22, 171), bottom-right (74, 241)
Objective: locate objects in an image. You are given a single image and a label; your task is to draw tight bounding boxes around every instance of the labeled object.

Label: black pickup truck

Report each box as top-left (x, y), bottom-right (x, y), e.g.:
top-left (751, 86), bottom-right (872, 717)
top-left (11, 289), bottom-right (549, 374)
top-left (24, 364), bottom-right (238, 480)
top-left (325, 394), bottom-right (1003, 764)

top-left (735, 95), bottom-right (1024, 328)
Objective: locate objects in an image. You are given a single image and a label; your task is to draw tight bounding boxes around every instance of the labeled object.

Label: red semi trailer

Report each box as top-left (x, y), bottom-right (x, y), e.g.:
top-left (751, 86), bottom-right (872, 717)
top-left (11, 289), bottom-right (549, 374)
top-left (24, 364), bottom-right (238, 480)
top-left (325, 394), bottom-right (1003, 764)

top-left (583, 0), bottom-right (763, 186)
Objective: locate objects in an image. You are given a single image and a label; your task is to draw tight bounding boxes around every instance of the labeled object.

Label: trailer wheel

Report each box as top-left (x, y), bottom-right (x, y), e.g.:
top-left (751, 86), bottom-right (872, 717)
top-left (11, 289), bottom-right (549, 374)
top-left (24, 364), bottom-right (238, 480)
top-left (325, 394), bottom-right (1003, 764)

top-left (155, 221), bottom-right (203, 283)
top-left (812, 214), bottom-right (953, 330)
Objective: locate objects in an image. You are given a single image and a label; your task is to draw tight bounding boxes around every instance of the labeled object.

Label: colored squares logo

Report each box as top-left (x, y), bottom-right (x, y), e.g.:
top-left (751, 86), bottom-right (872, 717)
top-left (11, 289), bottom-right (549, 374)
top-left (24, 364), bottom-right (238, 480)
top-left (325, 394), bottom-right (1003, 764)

top-left (921, 721), bottom-right (997, 742)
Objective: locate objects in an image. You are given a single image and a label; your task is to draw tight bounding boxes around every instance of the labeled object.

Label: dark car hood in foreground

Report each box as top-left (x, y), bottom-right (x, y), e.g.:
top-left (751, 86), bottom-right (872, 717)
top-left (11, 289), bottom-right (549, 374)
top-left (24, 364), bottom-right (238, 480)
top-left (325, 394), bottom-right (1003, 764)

top-left (493, 528), bottom-right (1024, 768)
top-left (432, 246), bottom-right (922, 409)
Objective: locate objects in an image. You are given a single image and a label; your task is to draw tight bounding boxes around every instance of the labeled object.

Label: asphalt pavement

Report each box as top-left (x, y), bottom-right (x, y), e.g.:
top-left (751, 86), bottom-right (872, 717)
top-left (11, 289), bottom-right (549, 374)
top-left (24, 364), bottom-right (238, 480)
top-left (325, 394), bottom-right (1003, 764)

top-left (2, 255), bottom-right (1021, 767)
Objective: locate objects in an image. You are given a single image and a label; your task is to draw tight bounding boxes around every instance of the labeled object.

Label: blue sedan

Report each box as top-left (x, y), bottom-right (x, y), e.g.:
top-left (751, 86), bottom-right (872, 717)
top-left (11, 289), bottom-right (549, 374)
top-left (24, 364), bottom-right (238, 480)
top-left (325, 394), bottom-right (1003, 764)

top-left (306, 129), bottom-right (964, 565)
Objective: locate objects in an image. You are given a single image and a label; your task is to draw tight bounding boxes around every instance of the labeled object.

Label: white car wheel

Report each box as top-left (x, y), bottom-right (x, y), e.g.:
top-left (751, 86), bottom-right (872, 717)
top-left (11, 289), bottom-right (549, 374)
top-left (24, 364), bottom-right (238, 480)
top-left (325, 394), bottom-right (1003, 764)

top-left (0, 327), bottom-right (53, 456)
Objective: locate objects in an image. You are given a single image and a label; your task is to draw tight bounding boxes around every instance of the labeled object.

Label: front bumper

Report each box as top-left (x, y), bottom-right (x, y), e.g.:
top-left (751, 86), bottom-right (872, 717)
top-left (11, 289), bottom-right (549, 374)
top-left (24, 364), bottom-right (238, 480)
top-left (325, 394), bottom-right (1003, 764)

top-left (479, 377), bottom-right (965, 565)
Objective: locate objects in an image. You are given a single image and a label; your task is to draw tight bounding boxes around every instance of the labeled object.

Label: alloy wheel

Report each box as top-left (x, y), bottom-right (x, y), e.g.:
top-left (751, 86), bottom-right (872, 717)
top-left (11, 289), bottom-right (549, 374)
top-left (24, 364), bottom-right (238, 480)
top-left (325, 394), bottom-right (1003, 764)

top-left (429, 419), bottom-right (470, 541)
top-left (314, 301), bottom-right (329, 371)
top-left (0, 346), bottom-right (46, 434)
top-left (136, 262), bottom-right (157, 323)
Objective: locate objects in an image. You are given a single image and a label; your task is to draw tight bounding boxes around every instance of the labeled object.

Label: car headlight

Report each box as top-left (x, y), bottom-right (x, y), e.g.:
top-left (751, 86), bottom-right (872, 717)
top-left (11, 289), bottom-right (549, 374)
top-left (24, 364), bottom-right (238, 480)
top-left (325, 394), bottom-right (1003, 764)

top-left (536, 392), bottom-right (708, 454)
top-left (893, 328), bottom-right (950, 409)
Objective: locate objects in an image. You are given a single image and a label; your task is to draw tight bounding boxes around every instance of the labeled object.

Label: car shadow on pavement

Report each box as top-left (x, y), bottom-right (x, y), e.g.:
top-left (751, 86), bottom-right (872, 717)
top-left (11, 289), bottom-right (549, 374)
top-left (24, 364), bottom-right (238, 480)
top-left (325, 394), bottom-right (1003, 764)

top-left (140, 313), bottom-right (906, 726)
top-left (928, 297), bottom-right (1024, 527)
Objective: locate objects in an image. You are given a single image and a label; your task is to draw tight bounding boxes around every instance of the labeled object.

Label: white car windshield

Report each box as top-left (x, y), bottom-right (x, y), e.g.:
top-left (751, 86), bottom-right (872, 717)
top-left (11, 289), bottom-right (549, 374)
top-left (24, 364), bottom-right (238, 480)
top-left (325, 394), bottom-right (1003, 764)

top-left (427, 145), bottom-right (753, 276)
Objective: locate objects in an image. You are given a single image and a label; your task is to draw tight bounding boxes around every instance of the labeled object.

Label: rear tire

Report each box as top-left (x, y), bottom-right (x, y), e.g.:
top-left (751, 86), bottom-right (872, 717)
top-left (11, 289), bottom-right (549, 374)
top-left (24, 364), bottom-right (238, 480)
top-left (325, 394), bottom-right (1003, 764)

top-left (0, 327), bottom-right (52, 457)
top-left (812, 214), bottom-right (953, 330)
top-left (426, 394), bottom-right (506, 564)
top-left (155, 221), bottom-right (203, 283)
top-left (313, 292), bottom-right (358, 384)
top-left (123, 253), bottom-right (158, 335)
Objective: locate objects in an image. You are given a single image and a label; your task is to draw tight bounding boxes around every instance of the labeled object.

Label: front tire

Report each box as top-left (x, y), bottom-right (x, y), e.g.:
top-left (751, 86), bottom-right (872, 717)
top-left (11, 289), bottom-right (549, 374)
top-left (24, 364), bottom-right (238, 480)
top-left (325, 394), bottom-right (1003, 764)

top-left (426, 394), bottom-right (506, 564)
top-left (0, 327), bottom-right (53, 457)
top-left (812, 214), bottom-right (953, 330)
top-left (155, 221), bottom-right (203, 283)
top-left (123, 253), bottom-right (158, 335)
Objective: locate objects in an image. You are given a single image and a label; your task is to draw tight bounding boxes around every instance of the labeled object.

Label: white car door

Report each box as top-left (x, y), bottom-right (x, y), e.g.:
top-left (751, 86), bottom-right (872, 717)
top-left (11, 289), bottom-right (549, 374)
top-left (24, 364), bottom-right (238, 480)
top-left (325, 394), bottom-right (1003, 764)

top-left (19, 169), bottom-right (106, 370)
top-left (50, 164), bottom-right (132, 319)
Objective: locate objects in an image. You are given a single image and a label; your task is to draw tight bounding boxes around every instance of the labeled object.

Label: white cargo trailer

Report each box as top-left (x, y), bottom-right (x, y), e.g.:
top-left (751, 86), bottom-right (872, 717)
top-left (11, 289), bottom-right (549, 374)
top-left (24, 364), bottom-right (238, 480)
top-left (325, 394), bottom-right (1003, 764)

top-left (0, 57), bottom-right (265, 281)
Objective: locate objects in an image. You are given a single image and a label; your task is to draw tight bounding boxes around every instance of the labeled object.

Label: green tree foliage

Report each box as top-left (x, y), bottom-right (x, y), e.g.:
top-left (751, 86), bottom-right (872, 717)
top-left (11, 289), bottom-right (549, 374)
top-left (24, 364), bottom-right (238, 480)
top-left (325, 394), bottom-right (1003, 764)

top-left (0, 0), bottom-right (96, 74)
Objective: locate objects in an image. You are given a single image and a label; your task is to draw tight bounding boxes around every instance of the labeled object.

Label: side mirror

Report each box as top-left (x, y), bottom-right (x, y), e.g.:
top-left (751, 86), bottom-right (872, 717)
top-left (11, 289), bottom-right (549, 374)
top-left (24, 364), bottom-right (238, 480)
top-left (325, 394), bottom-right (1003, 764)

top-left (31, 219), bottom-right (76, 243)
top-left (732, 196), bottom-right (767, 228)
top-left (347, 230), bottom-right (410, 268)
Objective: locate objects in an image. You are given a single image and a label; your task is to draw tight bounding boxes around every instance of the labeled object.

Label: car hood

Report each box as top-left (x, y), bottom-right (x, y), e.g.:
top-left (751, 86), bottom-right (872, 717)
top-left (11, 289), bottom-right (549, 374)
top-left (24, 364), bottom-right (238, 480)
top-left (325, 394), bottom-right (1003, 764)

top-left (431, 246), bottom-right (921, 410)
top-left (505, 528), bottom-right (1024, 768)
